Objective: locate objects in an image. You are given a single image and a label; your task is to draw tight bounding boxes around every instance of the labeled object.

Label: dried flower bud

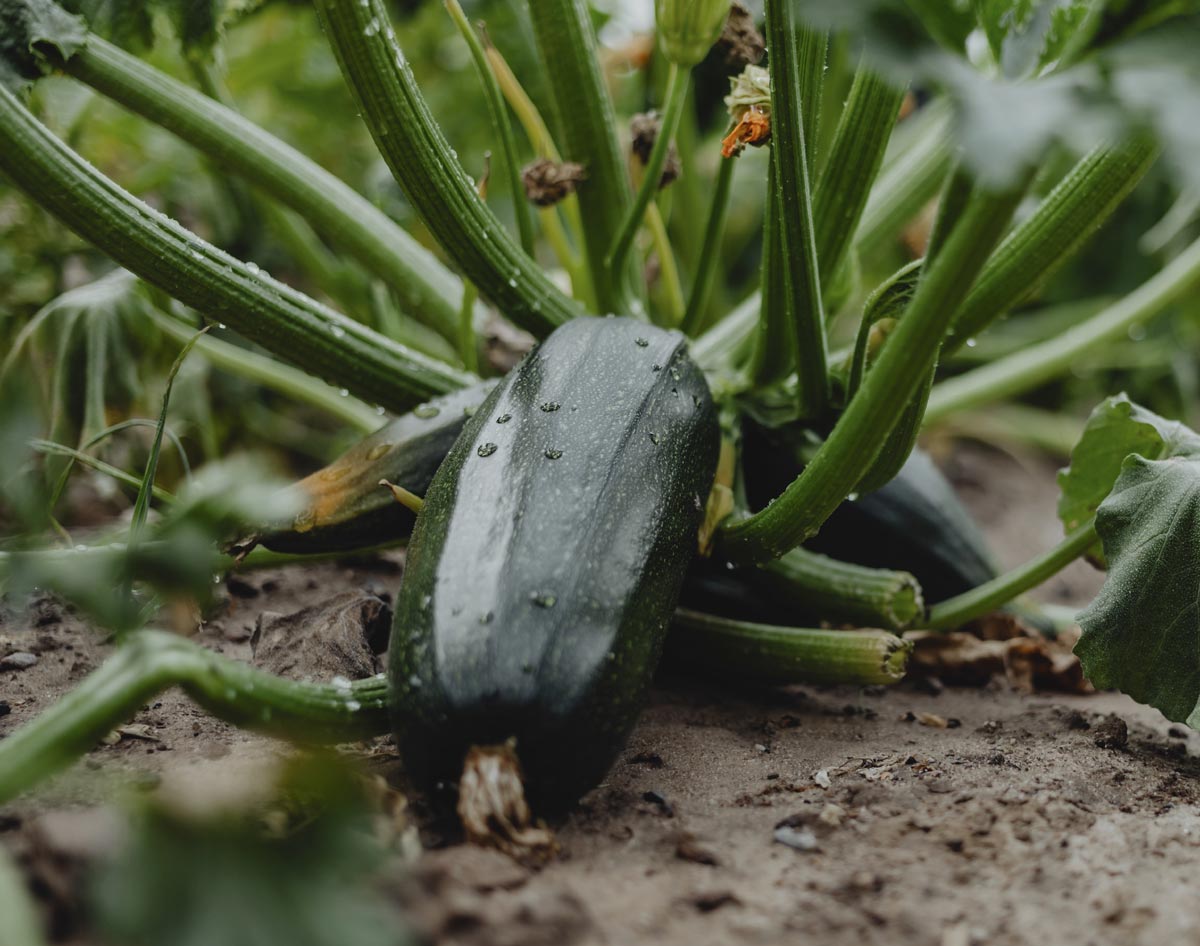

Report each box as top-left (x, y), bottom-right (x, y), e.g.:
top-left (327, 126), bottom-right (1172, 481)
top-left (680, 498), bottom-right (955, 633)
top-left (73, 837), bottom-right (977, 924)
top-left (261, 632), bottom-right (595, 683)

top-left (630, 112), bottom-right (683, 189)
top-left (722, 65), bottom-right (772, 157)
top-left (521, 158), bottom-right (587, 206)
top-left (716, 3), bottom-right (764, 67)
top-left (655, 0), bottom-right (733, 67)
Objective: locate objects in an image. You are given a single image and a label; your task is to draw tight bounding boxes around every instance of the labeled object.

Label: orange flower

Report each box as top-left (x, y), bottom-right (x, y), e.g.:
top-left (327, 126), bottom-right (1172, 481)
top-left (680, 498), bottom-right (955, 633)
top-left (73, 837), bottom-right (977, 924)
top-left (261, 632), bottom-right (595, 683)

top-left (721, 105), bottom-right (771, 158)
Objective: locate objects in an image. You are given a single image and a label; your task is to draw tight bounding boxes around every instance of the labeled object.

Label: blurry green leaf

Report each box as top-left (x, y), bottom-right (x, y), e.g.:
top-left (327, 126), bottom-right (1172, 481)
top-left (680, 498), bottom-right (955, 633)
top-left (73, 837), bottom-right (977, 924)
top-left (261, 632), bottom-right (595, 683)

top-left (0, 0), bottom-right (87, 91)
top-left (1075, 450), bottom-right (1200, 728)
top-left (61, 0), bottom-right (152, 50)
top-left (94, 761), bottom-right (411, 946)
top-left (1057, 393), bottom-right (1200, 544)
top-left (795, 0), bottom-right (1200, 189)
top-left (59, 0), bottom-right (234, 58)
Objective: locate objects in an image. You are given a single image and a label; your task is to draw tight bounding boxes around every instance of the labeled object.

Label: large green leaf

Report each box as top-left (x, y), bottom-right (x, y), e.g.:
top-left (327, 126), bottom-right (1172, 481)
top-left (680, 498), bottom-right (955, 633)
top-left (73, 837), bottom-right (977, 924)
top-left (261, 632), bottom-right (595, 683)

top-left (795, 0), bottom-right (1200, 190)
top-left (1075, 453), bottom-right (1200, 727)
top-left (1057, 393), bottom-right (1200, 540)
top-left (0, 0), bottom-right (86, 91)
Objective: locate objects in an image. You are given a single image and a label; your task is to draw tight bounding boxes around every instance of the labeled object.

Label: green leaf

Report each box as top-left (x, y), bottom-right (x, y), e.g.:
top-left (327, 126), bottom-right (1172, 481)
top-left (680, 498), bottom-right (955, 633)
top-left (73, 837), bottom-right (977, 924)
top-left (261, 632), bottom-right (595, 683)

top-left (0, 0), bottom-right (87, 91)
top-left (1075, 453), bottom-right (1200, 727)
top-left (94, 760), bottom-right (413, 946)
top-left (61, 0), bottom-right (230, 58)
top-left (1057, 393), bottom-right (1200, 537)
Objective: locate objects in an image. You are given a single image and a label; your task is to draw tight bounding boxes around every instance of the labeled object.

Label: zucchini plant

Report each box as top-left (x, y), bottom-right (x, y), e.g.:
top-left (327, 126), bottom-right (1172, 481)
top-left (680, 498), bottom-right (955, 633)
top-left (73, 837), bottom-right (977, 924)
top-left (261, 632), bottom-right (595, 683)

top-left (3, 0), bottom-right (1200, 842)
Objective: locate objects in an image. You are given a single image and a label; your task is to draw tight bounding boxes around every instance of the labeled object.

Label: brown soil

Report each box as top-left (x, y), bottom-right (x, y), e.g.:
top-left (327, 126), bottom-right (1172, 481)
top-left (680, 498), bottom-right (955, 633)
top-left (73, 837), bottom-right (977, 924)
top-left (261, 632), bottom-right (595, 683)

top-left (4, 444), bottom-right (1197, 946)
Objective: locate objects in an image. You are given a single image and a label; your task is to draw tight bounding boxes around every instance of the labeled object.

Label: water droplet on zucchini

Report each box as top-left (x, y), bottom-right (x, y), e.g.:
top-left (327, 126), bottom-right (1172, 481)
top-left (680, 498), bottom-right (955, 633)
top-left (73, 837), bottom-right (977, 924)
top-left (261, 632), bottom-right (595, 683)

top-left (530, 592), bottom-right (557, 608)
top-left (540, 402), bottom-right (560, 412)
top-left (413, 404), bottom-right (440, 419)
top-left (635, 337), bottom-right (649, 348)
top-left (496, 413), bottom-right (512, 424)
top-left (478, 442), bottom-right (499, 457)
top-left (544, 448), bottom-right (563, 459)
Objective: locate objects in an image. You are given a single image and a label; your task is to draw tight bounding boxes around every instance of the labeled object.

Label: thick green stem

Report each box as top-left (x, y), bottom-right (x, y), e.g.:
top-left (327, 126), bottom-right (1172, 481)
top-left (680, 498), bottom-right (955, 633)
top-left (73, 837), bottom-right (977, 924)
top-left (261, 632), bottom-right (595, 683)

top-left (0, 631), bottom-right (390, 805)
top-left (444, 0), bottom-right (535, 257)
top-left (814, 66), bottom-right (906, 289)
top-left (313, 0), bottom-right (577, 336)
top-left (720, 180), bottom-right (1028, 563)
top-left (0, 86), bottom-right (470, 412)
top-left (527, 0), bottom-right (639, 314)
top-left (53, 35), bottom-right (464, 342)
top-left (763, 0), bottom-right (828, 417)
top-left (927, 519), bottom-right (1097, 631)
top-left (606, 64), bottom-right (689, 291)
top-left (681, 153), bottom-right (735, 336)
top-left (751, 157), bottom-right (795, 385)
top-left (855, 100), bottom-right (954, 256)
top-left (944, 137), bottom-right (1159, 352)
top-left (925, 233), bottom-right (1200, 422)
top-left (671, 609), bottom-right (911, 685)
top-left (754, 549), bottom-right (925, 631)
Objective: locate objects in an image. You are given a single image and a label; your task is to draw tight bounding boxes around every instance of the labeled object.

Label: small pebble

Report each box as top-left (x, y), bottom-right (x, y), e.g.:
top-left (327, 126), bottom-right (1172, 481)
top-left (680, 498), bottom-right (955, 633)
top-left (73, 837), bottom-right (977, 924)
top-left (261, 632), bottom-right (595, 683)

top-left (813, 769), bottom-right (831, 789)
top-left (1094, 715), bottom-right (1128, 750)
top-left (1, 652), bottom-right (38, 671)
top-left (774, 825), bottom-right (819, 852)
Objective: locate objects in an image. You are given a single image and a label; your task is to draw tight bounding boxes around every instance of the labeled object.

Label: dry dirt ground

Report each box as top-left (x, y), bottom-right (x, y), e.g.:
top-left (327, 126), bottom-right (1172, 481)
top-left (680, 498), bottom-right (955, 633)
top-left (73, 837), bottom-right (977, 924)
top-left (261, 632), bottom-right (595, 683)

top-left (4, 443), bottom-right (1200, 946)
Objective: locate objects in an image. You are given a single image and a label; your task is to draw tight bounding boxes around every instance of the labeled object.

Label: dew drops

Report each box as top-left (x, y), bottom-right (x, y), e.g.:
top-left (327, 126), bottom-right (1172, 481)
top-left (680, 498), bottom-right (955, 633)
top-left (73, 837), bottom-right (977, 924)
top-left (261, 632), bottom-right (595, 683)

top-left (366, 443), bottom-right (392, 461)
top-left (649, 432), bottom-right (660, 445)
top-left (1128, 324), bottom-right (1147, 341)
top-left (544, 448), bottom-right (563, 459)
top-left (331, 675), bottom-right (352, 692)
top-left (413, 404), bottom-right (440, 418)
top-left (965, 337), bottom-right (977, 348)
top-left (540, 401), bottom-right (560, 412)
top-left (407, 673), bottom-right (423, 689)
top-left (635, 337), bottom-right (649, 348)
top-left (345, 700), bottom-right (361, 713)
top-left (338, 388), bottom-right (349, 397)
top-left (375, 405), bottom-right (387, 415)
top-left (652, 364), bottom-right (662, 372)
top-left (363, 16), bottom-right (381, 36)
top-left (530, 591), bottom-right (557, 608)
top-left (477, 442), bottom-right (498, 457)
top-left (245, 261), bottom-right (261, 275)
top-left (496, 413), bottom-right (512, 424)
top-left (479, 611), bottom-right (494, 625)
top-left (329, 324), bottom-right (346, 339)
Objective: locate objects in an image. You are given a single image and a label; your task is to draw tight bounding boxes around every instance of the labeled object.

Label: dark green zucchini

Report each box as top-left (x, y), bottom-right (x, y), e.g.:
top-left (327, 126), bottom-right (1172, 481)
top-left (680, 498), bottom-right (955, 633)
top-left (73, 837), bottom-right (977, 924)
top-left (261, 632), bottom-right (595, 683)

top-left (258, 382), bottom-right (495, 553)
top-left (390, 316), bottom-right (719, 811)
top-left (743, 421), bottom-right (997, 602)
top-left (805, 448), bottom-right (997, 602)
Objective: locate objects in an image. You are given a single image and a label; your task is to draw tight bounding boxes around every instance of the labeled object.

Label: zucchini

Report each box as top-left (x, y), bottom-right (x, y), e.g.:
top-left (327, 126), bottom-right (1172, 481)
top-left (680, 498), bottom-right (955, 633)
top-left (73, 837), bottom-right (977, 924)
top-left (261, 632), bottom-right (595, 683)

top-left (743, 421), bottom-right (997, 602)
top-left (258, 382), bottom-right (495, 554)
top-left (808, 449), bottom-right (997, 602)
top-left (390, 316), bottom-right (719, 811)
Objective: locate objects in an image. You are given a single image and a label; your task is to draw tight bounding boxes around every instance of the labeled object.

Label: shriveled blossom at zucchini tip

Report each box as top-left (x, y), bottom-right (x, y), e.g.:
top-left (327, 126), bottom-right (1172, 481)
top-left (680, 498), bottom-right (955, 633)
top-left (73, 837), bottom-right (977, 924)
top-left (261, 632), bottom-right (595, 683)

top-left (655, 0), bottom-right (734, 67)
top-left (722, 64), bottom-right (771, 157)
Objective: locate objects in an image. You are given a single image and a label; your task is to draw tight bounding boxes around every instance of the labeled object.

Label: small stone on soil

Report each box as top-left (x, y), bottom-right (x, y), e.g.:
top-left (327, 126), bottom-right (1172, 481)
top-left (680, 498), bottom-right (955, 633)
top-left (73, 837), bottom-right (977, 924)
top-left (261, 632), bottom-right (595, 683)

top-left (642, 790), bottom-right (675, 817)
top-left (1094, 715), bottom-right (1128, 750)
top-left (1, 652), bottom-right (38, 670)
top-left (774, 825), bottom-right (819, 852)
top-left (691, 890), bottom-right (740, 912)
top-left (676, 833), bottom-right (720, 866)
